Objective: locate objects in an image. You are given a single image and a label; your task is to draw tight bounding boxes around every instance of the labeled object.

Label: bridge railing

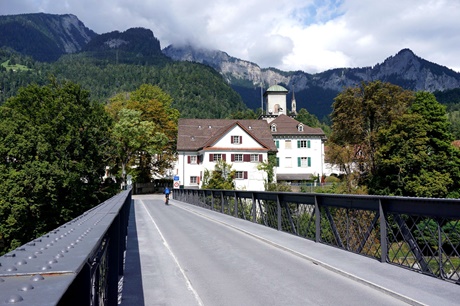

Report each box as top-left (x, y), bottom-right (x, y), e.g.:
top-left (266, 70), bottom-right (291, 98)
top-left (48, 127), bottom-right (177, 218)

top-left (0, 188), bottom-right (132, 306)
top-left (173, 188), bottom-right (460, 285)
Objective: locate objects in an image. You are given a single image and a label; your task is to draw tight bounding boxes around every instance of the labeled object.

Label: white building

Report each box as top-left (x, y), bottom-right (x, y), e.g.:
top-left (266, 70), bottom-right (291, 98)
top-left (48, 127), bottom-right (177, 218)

top-left (176, 119), bottom-right (277, 190)
top-left (260, 84), bottom-right (327, 185)
top-left (175, 84), bottom-right (327, 191)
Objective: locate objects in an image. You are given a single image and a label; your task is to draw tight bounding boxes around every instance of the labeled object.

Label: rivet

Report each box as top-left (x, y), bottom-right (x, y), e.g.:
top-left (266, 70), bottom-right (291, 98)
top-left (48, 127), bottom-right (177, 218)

top-left (5, 294), bottom-right (23, 303)
top-left (6, 266), bottom-right (17, 272)
top-left (18, 284), bottom-right (34, 291)
top-left (16, 260), bottom-right (27, 265)
top-left (48, 259), bottom-right (57, 264)
top-left (27, 255), bottom-right (37, 259)
top-left (41, 265), bottom-right (51, 271)
top-left (30, 274), bottom-right (45, 281)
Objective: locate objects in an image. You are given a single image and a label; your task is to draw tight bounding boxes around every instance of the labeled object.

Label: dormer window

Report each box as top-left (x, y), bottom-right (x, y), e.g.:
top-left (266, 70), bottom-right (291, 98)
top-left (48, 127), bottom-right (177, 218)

top-left (298, 124), bottom-right (304, 132)
top-left (271, 124), bottom-right (277, 132)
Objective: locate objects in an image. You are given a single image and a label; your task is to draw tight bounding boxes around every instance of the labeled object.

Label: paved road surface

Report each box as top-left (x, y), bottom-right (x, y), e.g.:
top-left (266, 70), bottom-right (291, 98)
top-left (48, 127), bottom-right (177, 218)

top-left (120, 195), bottom-right (439, 306)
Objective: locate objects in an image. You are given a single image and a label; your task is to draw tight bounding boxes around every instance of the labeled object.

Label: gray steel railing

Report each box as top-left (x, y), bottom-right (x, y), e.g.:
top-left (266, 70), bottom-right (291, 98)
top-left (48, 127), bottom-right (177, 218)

top-left (173, 188), bottom-right (460, 285)
top-left (0, 188), bottom-right (131, 306)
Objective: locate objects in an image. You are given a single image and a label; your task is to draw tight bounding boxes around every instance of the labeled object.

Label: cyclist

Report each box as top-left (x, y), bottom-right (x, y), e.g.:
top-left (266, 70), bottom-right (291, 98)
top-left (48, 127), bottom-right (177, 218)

top-left (164, 186), bottom-right (170, 205)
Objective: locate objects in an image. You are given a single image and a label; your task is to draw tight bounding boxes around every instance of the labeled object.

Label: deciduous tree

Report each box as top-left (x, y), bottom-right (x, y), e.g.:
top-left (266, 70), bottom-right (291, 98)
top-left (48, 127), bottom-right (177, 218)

top-left (0, 79), bottom-right (114, 254)
top-left (329, 81), bottom-right (414, 186)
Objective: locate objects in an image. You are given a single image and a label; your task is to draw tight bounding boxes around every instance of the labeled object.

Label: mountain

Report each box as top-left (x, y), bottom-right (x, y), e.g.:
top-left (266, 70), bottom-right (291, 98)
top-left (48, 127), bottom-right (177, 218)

top-left (82, 27), bottom-right (169, 65)
top-left (163, 46), bottom-right (460, 118)
top-left (0, 13), bottom-right (96, 62)
top-left (2, 12), bottom-right (460, 119)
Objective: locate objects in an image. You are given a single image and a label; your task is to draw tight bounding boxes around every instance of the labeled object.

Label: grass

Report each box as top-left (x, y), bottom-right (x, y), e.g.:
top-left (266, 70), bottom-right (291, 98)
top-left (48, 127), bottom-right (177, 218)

top-left (1, 60), bottom-right (30, 72)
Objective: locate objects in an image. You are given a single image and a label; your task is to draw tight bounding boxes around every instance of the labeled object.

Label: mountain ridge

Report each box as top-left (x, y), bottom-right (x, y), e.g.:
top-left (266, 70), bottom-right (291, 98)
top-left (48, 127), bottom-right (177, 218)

top-left (2, 13), bottom-right (460, 118)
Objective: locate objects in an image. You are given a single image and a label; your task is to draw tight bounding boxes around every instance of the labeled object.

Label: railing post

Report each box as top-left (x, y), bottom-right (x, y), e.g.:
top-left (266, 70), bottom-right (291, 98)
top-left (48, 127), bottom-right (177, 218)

top-left (277, 194), bottom-right (281, 231)
top-left (379, 199), bottom-right (387, 263)
top-left (252, 192), bottom-right (256, 222)
top-left (234, 192), bottom-right (238, 217)
top-left (315, 195), bottom-right (320, 243)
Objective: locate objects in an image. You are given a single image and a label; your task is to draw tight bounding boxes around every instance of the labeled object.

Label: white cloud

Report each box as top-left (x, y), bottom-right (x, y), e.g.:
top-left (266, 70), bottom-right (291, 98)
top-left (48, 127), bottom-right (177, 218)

top-left (1, 0), bottom-right (460, 73)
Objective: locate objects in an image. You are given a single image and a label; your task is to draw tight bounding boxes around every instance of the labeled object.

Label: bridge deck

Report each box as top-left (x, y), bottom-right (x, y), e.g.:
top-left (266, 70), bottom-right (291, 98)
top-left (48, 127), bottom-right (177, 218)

top-left (120, 194), bottom-right (459, 305)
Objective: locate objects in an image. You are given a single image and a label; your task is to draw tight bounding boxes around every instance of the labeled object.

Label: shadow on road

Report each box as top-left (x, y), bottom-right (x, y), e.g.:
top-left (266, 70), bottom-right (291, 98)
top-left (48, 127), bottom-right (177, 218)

top-left (119, 201), bottom-right (145, 306)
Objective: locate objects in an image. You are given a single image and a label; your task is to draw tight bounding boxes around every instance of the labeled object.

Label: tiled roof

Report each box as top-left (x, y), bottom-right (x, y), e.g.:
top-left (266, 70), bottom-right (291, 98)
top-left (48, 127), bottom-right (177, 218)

top-left (177, 119), bottom-right (277, 152)
top-left (270, 114), bottom-right (326, 137)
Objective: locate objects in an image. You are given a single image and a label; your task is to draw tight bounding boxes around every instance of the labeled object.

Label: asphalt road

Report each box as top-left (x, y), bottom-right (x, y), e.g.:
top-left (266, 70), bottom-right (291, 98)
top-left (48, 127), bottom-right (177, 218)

top-left (121, 195), bottom-right (409, 306)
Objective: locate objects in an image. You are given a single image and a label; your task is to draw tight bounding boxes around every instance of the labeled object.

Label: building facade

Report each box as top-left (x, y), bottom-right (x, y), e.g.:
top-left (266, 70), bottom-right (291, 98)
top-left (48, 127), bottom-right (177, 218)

top-left (175, 84), bottom-right (327, 191)
top-left (176, 119), bottom-right (277, 190)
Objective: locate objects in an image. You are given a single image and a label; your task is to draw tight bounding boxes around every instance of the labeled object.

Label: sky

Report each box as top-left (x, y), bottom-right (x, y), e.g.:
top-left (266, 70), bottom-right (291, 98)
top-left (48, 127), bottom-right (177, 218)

top-left (1, 0), bottom-right (460, 74)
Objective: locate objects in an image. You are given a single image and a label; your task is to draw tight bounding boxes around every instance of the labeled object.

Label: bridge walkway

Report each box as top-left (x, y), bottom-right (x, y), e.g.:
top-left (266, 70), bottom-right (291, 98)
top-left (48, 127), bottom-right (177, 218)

top-left (120, 194), bottom-right (459, 305)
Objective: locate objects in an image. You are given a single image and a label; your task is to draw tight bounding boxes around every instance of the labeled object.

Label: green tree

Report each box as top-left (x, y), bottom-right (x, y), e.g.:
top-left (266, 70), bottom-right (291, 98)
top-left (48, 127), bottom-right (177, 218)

top-left (329, 81), bottom-right (414, 186)
top-left (201, 159), bottom-right (236, 190)
top-left (106, 84), bottom-right (179, 182)
top-left (371, 92), bottom-right (460, 197)
top-left (111, 108), bottom-right (169, 186)
top-left (0, 79), bottom-right (115, 254)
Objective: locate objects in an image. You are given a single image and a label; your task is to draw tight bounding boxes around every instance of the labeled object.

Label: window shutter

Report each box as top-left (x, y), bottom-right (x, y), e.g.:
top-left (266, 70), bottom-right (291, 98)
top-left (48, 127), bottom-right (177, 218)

top-left (244, 171), bottom-right (248, 179)
top-left (275, 140), bottom-right (279, 148)
top-left (244, 154), bottom-right (250, 162)
top-left (197, 155), bottom-right (201, 164)
top-left (308, 140), bottom-right (311, 148)
top-left (276, 157), bottom-right (279, 167)
top-left (308, 157), bottom-right (311, 167)
top-left (240, 136), bottom-right (242, 144)
top-left (209, 154), bottom-right (214, 161)
top-left (297, 140), bottom-right (300, 148)
top-left (298, 157), bottom-right (301, 167)
top-left (222, 154), bottom-right (226, 161)
top-left (231, 154), bottom-right (235, 162)
top-left (197, 176), bottom-right (200, 184)
top-left (231, 136), bottom-right (234, 144)
top-left (259, 154), bottom-right (262, 162)
top-left (187, 156), bottom-right (191, 164)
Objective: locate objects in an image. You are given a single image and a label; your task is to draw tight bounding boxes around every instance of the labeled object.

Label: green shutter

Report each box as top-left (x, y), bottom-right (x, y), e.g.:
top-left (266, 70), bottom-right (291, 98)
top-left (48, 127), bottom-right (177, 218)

top-left (298, 157), bottom-right (301, 167)
top-left (308, 157), bottom-right (311, 167)
top-left (275, 140), bottom-right (279, 148)
top-left (297, 140), bottom-right (300, 148)
top-left (276, 157), bottom-right (279, 167)
top-left (307, 140), bottom-right (311, 148)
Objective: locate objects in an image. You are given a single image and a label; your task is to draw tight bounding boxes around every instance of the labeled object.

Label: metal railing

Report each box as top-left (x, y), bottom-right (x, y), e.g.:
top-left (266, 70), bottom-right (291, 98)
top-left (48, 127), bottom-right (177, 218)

top-left (173, 188), bottom-right (460, 285)
top-left (0, 189), bottom-right (132, 306)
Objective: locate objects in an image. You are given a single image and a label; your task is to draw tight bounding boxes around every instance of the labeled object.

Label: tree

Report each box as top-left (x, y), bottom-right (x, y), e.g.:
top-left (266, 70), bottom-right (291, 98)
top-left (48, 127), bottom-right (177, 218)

top-left (106, 84), bottom-right (179, 182)
top-left (201, 159), bottom-right (236, 190)
top-left (329, 81), bottom-right (414, 186)
top-left (371, 92), bottom-right (460, 197)
top-left (111, 108), bottom-right (169, 186)
top-left (0, 79), bottom-right (115, 254)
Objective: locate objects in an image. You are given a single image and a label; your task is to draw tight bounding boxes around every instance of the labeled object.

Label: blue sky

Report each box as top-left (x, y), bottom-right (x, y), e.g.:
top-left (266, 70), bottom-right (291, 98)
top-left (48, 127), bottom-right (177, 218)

top-left (1, 0), bottom-right (459, 74)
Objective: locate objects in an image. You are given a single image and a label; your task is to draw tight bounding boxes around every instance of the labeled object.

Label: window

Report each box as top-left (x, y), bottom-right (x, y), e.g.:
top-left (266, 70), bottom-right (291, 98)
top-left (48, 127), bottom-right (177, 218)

top-left (188, 155), bottom-right (198, 164)
top-left (231, 135), bottom-right (242, 144)
top-left (209, 153), bottom-right (223, 162)
top-left (297, 140), bottom-right (310, 148)
top-left (271, 124), bottom-right (277, 132)
top-left (298, 157), bottom-right (311, 167)
top-left (235, 171), bottom-right (248, 179)
top-left (190, 176), bottom-right (199, 184)
top-left (232, 154), bottom-right (243, 162)
top-left (298, 124), bottom-right (304, 132)
top-left (285, 157), bottom-right (292, 168)
top-left (250, 154), bottom-right (261, 162)
top-left (285, 140), bottom-right (292, 149)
